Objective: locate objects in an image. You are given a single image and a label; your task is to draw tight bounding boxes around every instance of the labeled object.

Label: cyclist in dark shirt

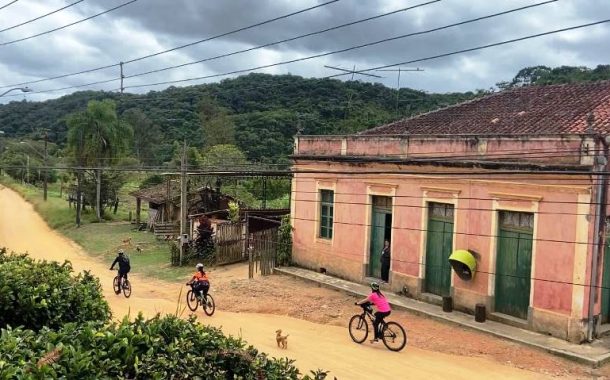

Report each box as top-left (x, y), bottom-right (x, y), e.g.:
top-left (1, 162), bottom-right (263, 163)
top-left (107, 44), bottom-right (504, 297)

top-left (110, 249), bottom-right (131, 292)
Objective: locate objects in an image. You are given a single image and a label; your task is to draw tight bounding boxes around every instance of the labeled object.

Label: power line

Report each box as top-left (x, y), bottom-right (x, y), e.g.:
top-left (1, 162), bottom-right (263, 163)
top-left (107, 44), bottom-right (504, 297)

top-left (0, 0), bottom-right (340, 89)
top-left (123, 0), bottom-right (560, 90)
top-left (0, 0), bottom-right (138, 47)
top-left (0, 0), bottom-right (18, 11)
top-left (123, 0), bottom-right (440, 80)
top-left (0, 0), bottom-right (86, 34)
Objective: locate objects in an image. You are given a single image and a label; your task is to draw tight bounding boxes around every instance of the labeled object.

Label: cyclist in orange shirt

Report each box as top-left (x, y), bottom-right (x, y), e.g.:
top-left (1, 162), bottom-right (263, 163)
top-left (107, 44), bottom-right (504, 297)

top-left (187, 263), bottom-right (210, 300)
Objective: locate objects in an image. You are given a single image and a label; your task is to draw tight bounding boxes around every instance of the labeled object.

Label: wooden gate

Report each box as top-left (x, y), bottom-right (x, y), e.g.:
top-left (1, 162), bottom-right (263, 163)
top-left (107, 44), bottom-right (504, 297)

top-left (215, 222), bottom-right (246, 265)
top-left (249, 227), bottom-right (279, 278)
top-left (495, 211), bottom-right (534, 320)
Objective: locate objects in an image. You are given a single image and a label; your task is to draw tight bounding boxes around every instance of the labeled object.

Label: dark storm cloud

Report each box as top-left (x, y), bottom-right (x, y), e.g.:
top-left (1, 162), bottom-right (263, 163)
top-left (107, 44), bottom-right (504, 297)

top-left (0, 0), bottom-right (608, 102)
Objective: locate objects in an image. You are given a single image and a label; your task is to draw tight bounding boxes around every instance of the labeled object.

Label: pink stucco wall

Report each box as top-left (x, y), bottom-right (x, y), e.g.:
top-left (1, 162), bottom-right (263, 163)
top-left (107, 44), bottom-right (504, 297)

top-left (296, 135), bottom-right (590, 165)
top-left (292, 160), bottom-right (595, 318)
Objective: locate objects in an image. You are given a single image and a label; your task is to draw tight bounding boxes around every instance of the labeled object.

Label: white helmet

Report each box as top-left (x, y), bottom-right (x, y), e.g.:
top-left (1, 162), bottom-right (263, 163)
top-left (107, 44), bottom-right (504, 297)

top-left (196, 263), bottom-right (204, 270)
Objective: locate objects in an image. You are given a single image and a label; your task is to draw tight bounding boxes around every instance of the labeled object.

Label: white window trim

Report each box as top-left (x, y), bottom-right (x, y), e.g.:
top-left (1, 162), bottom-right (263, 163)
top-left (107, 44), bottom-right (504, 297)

top-left (488, 195), bottom-right (540, 309)
top-left (314, 180), bottom-right (337, 244)
top-left (363, 184), bottom-right (397, 276)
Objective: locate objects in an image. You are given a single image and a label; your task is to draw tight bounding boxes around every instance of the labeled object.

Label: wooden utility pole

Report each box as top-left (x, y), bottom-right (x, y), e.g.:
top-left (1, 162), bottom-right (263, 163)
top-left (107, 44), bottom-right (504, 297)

top-left (179, 139), bottom-right (188, 266)
top-left (43, 131), bottom-right (48, 201)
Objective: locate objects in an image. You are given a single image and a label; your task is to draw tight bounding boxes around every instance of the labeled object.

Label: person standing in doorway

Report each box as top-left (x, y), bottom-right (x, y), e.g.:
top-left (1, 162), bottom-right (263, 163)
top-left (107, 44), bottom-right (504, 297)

top-left (380, 239), bottom-right (391, 283)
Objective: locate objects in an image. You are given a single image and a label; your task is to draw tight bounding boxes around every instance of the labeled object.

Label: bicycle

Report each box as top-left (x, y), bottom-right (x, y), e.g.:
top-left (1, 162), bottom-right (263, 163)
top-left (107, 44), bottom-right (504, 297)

top-left (348, 302), bottom-right (407, 352)
top-left (185, 284), bottom-right (215, 316)
top-left (112, 274), bottom-right (131, 298)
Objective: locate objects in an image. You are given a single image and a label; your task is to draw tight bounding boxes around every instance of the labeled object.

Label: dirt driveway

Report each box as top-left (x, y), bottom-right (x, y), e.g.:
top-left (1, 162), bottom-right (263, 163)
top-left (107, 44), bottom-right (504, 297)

top-left (0, 184), bottom-right (603, 379)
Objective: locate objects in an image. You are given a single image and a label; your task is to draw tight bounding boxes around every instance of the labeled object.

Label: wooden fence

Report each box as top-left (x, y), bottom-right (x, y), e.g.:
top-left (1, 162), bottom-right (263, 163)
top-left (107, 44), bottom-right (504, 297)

top-left (249, 227), bottom-right (278, 278)
top-left (215, 222), bottom-right (246, 265)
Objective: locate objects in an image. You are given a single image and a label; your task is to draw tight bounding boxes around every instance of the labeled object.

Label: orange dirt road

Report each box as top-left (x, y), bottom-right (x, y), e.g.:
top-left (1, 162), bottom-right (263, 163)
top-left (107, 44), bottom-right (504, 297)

top-left (0, 185), bottom-right (551, 379)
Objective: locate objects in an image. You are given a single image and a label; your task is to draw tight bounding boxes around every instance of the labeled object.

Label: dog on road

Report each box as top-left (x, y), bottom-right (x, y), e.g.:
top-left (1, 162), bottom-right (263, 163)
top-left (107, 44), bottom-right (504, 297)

top-left (275, 329), bottom-right (289, 349)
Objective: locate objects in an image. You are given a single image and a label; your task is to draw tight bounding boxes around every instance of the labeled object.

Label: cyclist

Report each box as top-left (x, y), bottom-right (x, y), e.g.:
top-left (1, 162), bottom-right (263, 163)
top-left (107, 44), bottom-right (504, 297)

top-left (109, 249), bottom-right (131, 293)
top-left (356, 282), bottom-right (391, 343)
top-left (187, 263), bottom-right (210, 300)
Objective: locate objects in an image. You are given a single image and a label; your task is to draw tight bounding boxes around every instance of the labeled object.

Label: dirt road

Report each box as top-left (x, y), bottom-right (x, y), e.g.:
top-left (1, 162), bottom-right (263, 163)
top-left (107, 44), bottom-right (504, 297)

top-left (0, 184), bottom-right (552, 379)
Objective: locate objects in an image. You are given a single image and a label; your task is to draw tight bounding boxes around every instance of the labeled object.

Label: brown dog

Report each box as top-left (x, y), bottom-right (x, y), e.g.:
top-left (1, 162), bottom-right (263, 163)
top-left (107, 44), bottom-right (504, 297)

top-left (275, 329), bottom-right (289, 349)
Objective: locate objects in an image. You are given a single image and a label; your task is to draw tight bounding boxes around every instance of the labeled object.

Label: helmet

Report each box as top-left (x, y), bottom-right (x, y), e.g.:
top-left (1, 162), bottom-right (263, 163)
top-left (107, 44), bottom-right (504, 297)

top-left (370, 282), bottom-right (380, 291)
top-left (118, 249), bottom-right (125, 255)
top-left (196, 263), bottom-right (204, 270)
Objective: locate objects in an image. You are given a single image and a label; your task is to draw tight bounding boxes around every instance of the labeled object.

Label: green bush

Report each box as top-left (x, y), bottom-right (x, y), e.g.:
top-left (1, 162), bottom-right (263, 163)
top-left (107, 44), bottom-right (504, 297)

top-left (276, 216), bottom-right (292, 266)
top-left (0, 314), bottom-right (311, 379)
top-left (0, 248), bottom-right (111, 331)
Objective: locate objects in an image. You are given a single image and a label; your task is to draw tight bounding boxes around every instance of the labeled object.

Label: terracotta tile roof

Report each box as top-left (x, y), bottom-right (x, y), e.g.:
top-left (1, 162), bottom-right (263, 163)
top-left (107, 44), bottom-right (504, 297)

top-left (361, 81), bottom-right (610, 136)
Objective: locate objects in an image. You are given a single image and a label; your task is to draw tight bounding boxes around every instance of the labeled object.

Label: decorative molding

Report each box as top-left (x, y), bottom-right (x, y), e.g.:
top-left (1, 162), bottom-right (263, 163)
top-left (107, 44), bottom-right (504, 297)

top-left (489, 192), bottom-right (542, 202)
top-left (364, 182), bottom-right (398, 189)
top-left (420, 186), bottom-right (461, 195)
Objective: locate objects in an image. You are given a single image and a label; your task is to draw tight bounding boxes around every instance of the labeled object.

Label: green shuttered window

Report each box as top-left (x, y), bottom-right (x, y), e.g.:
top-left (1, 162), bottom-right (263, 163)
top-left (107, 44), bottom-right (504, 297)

top-left (319, 190), bottom-right (334, 239)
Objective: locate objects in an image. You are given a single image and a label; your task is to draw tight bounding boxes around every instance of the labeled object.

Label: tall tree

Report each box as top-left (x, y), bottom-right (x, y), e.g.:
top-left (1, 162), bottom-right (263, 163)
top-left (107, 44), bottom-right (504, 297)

top-left (122, 108), bottom-right (162, 165)
top-left (66, 99), bottom-right (132, 222)
top-left (199, 96), bottom-right (236, 147)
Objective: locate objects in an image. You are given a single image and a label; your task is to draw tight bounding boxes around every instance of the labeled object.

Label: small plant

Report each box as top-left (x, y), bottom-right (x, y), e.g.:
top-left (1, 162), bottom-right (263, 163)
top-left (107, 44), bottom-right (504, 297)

top-left (228, 201), bottom-right (240, 223)
top-left (277, 215), bottom-right (293, 266)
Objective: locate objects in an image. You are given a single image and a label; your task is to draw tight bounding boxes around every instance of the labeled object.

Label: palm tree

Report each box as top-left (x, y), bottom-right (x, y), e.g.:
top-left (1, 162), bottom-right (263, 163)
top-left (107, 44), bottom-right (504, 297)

top-left (67, 100), bottom-right (132, 223)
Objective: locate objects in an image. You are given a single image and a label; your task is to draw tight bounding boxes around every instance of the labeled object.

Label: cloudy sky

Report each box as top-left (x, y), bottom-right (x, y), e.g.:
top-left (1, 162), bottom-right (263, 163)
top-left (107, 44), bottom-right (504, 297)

top-left (0, 0), bottom-right (608, 103)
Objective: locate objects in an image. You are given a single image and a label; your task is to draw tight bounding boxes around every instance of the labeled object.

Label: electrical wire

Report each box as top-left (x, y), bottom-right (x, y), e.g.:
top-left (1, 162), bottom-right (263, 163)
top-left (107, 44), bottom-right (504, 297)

top-left (0, 0), bottom-right (18, 11)
top-left (123, 0), bottom-right (441, 80)
top-left (123, 0), bottom-right (561, 90)
top-left (0, 0), bottom-right (138, 47)
top-left (0, 0), bottom-right (86, 34)
top-left (0, 0), bottom-right (340, 89)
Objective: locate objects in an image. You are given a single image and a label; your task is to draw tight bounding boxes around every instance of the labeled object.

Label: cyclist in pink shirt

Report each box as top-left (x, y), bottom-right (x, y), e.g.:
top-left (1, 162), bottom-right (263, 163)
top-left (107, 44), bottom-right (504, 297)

top-left (356, 282), bottom-right (392, 343)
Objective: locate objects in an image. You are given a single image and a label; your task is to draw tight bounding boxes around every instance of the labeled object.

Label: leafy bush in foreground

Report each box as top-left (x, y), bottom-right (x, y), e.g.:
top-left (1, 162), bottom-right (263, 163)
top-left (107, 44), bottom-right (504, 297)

top-left (0, 248), bottom-right (111, 331)
top-left (0, 314), bottom-right (308, 379)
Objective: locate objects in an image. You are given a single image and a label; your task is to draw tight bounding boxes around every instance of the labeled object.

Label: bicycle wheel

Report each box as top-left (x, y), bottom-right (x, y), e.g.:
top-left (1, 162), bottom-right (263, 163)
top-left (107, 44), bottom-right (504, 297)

top-left (348, 315), bottom-right (368, 343)
top-left (112, 276), bottom-right (120, 295)
top-left (122, 279), bottom-right (132, 298)
top-left (203, 294), bottom-right (215, 316)
top-left (381, 321), bottom-right (407, 352)
top-left (186, 290), bottom-right (198, 311)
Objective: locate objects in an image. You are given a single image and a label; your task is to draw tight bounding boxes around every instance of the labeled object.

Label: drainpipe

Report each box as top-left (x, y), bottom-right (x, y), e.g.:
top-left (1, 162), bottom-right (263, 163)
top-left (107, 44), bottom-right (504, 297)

top-left (587, 135), bottom-right (609, 342)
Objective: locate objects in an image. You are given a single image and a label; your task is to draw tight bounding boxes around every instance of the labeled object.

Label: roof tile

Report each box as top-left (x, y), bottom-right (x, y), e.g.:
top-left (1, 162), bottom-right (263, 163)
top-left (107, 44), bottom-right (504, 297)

top-left (361, 81), bottom-right (610, 136)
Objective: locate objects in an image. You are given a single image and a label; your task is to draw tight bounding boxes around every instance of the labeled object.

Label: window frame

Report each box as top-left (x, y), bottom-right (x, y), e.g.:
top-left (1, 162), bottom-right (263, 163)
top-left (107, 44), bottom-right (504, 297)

top-left (319, 189), bottom-right (334, 239)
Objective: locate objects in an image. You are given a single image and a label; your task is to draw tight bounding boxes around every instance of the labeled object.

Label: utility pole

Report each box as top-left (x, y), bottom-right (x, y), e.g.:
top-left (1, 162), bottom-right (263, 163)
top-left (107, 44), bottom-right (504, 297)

top-left (43, 131), bottom-right (48, 201)
top-left (25, 154), bottom-right (29, 184)
top-left (179, 139), bottom-right (188, 266)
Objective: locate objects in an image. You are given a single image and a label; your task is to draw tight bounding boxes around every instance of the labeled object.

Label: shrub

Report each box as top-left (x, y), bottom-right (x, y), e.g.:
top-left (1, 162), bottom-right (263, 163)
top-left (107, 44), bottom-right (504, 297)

top-left (276, 215), bottom-right (292, 266)
top-left (0, 314), bottom-right (312, 379)
top-left (0, 248), bottom-right (111, 331)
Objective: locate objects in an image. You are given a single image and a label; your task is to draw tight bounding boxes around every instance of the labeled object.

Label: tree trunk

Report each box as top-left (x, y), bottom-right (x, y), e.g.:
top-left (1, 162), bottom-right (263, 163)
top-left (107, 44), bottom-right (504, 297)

top-left (76, 172), bottom-right (82, 227)
top-left (96, 168), bottom-right (102, 221)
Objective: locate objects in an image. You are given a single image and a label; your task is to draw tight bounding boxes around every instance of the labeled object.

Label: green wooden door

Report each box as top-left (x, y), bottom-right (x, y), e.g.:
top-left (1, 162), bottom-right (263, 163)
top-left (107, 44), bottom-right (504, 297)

top-left (495, 211), bottom-right (533, 320)
top-left (424, 203), bottom-right (454, 296)
top-left (369, 196), bottom-right (392, 278)
top-left (369, 211), bottom-right (385, 278)
top-left (601, 239), bottom-right (610, 323)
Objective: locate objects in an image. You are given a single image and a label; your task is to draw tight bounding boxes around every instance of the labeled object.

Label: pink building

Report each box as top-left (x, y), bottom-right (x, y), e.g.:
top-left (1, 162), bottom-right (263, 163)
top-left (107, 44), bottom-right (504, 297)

top-left (291, 81), bottom-right (610, 342)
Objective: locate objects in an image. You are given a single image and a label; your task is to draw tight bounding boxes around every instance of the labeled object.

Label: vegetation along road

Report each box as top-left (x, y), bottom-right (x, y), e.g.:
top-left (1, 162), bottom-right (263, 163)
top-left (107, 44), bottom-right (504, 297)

top-left (0, 184), bottom-right (565, 379)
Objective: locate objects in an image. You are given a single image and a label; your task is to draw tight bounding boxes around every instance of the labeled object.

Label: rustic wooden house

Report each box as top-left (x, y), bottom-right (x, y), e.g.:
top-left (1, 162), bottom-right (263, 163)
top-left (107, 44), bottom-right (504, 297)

top-left (130, 180), bottom-right (239, 237)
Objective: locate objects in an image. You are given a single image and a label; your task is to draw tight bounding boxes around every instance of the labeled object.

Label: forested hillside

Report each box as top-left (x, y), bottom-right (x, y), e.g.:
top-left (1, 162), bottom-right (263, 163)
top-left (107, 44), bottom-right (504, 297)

top-left (0, 73), bottom-right (477, 164)
top-left (1, 65), bottom-right (609, 164)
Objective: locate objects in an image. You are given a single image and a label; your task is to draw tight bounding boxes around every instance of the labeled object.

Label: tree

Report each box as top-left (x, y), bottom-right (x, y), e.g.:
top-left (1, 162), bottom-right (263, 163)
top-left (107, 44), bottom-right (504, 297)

top-left (199, 144), bottom-right (247, 170)
top-left (199, 96), bottom-right (236, 147)
top-left (122, 108), bottom-right (162, 165)
top-left (66, 99), bottom-right (132, 223)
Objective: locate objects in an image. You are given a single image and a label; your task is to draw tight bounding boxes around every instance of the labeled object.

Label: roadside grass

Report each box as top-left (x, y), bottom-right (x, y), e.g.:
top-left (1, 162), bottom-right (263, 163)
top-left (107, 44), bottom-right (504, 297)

top-left (0, 175), bottom-right (190, 283)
